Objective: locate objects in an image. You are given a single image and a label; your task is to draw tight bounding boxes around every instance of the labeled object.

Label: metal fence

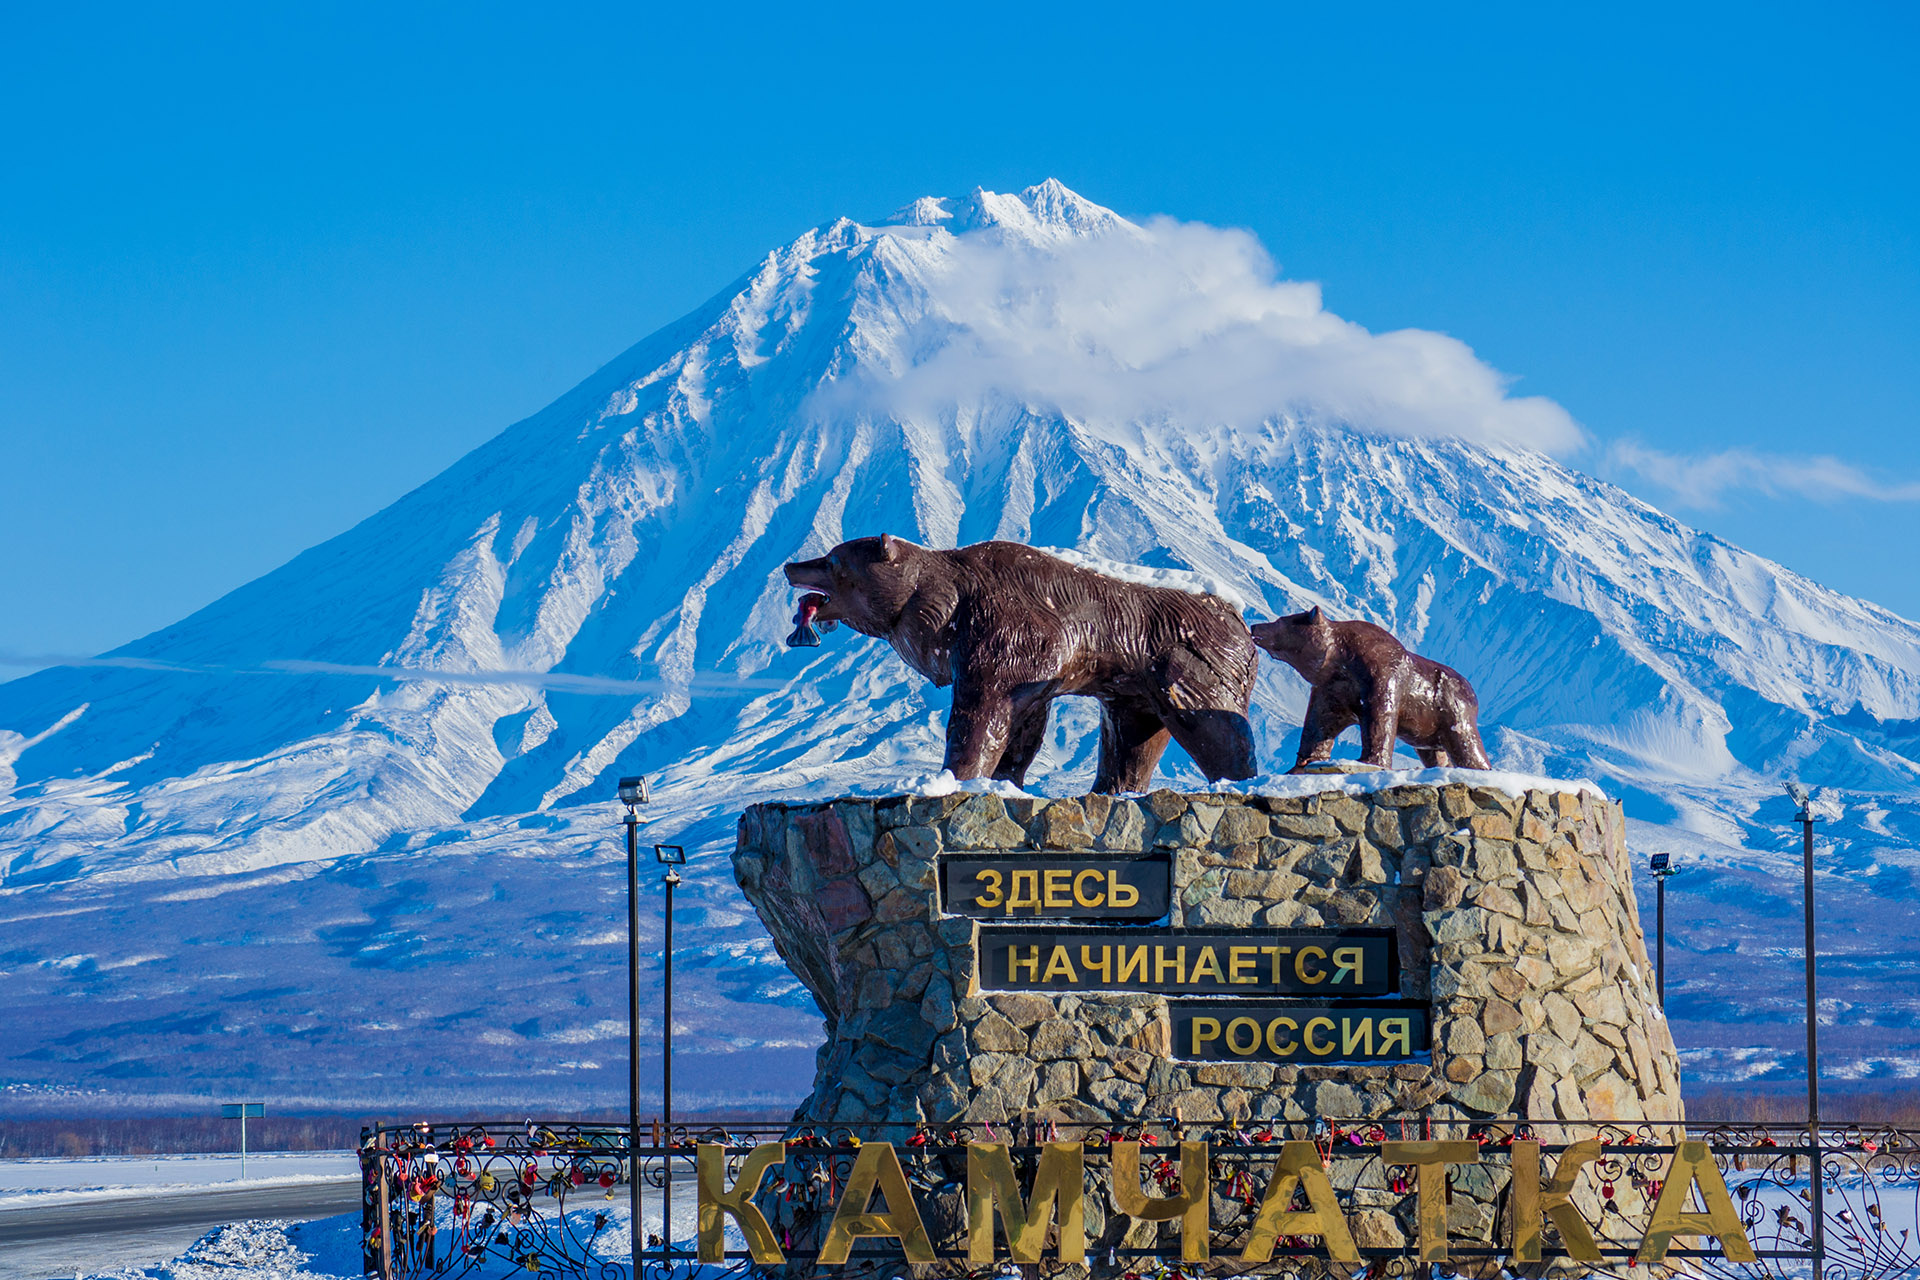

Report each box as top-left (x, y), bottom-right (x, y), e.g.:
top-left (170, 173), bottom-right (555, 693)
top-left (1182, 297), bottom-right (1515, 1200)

top-left (359, 1118), bottom-right (1920, 1280)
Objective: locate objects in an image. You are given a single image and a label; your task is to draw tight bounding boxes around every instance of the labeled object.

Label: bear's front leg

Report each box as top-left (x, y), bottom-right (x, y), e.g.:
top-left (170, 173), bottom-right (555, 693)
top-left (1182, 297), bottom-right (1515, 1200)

top-left (1291, 686), bottom-right (1355, 770)
top-left (944, 678), bottom-right (1017, 780)
top-left (991, 687), bottom-right (1059, 786)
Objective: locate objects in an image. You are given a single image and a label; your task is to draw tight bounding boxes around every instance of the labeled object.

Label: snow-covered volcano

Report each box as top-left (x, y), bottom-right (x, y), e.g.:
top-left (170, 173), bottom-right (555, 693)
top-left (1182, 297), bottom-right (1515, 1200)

top-left (3, 181), bottom-right (1917, 1110)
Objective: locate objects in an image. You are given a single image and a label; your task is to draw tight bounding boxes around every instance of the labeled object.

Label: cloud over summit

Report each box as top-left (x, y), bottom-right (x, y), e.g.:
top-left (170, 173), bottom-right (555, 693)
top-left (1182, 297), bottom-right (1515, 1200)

top-left (828, 204), bottom-right (1586, 454)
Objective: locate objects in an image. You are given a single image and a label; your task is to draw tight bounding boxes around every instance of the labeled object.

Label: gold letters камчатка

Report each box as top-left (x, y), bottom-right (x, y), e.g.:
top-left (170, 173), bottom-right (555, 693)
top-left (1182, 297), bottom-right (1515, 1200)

top-left (694, 1137), bottom-right (1756, 1265)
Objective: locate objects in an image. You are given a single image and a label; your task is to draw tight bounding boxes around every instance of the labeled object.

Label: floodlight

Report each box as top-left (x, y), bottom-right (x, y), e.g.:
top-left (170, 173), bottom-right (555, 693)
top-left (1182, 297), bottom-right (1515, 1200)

top-left (654, 844), bottom-right (687, 865)
top-left (617, 776), bottom-right (650, 807)
top-left (1784, 780), bottom-right (1810, 809)
top-left (1649, 852), bottom-right (1670, 873)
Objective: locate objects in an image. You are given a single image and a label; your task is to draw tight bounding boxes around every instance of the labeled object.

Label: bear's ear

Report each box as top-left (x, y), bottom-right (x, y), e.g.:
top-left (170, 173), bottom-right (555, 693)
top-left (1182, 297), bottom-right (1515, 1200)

top-left (880, 533), bottom-right (903, 562)
top-left (1307, 605), bottom-right (1324, 623)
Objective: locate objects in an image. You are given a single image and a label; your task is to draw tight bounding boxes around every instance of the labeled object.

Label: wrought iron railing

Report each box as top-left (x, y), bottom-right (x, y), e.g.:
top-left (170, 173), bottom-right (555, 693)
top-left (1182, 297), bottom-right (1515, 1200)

top-left (359, 1118), bottom-right (1920, 1279)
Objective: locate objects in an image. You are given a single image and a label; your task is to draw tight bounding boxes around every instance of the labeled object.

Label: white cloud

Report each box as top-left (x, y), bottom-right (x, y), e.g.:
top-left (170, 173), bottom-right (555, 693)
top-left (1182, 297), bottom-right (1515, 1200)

top-left (826, 214), bottom-right (1585, 452)
top-left (1609, 440), bottom-right (1920, 507)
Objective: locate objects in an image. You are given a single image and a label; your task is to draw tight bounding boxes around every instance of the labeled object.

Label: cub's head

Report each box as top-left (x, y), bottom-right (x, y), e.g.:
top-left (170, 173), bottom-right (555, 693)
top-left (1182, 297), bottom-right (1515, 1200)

top-left (783, 534), bottom-right (926, 637)
top-left (1249, 605), bottom-right (1337, 678)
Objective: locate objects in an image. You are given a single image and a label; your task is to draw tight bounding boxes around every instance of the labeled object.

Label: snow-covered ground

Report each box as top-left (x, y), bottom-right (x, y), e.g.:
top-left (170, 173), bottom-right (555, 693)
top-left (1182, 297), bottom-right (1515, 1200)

top-left (59, 1193), bottom-right (710, 1280)
top-left (56, 1169), bottom-right (1916, 1280)
top-left (0, 1152), bottom-right (357, 1208)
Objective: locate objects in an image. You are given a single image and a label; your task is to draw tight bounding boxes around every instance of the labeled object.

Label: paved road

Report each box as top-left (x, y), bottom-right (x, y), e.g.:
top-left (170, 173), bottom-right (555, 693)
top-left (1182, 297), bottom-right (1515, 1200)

top-left (0, 1179), bottom-right (362, 1280)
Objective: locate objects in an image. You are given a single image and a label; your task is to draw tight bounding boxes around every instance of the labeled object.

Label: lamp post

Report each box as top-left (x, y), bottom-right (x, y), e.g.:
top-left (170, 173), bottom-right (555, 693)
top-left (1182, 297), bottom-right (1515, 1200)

top-left (1649, 853), bottom-right (1676, 1005)
top-left (654, 842), bottom-right (686, 1269)
top-left (616, 776), bottom-right (650, 1279)
top-left (1786, 780), bottom-right (1823, 1279)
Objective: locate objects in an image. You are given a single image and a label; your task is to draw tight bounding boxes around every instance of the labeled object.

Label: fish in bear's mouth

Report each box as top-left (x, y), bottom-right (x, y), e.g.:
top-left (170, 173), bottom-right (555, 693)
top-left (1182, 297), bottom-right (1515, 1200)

top-left (785, 592), bottom-right (835, 648)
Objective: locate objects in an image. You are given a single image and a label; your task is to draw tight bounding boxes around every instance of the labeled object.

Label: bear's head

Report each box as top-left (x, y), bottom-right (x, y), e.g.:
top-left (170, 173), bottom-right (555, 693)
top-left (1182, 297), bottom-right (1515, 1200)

top-left (1249, 605), bottom-right (1338, 680)
top-left (783, 534), bottom-right (927, 638)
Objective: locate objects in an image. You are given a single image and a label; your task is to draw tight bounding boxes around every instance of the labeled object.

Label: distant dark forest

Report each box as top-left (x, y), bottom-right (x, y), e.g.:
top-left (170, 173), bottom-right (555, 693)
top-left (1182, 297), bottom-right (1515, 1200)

top-left (0, 1109), bottom-right (786, 1158)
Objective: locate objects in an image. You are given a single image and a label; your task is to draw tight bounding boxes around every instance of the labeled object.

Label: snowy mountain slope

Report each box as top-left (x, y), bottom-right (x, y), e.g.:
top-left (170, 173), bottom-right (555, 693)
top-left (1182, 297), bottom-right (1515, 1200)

top-left (2, 180), bottom-right (1917, 1107)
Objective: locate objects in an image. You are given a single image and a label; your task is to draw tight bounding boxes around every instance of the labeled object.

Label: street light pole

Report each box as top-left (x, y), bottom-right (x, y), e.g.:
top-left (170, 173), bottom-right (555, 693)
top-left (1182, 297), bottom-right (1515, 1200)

top-left (1801, 805), bottom-right (1819, 1130)
top-left (1787, 781), bottom-right (1823, 1279)
top-left (662, 863), bottom-right (679, 1269)
top-left (1649, 853), bottom-right (1675, 1005)
top-left (617, 778), bottom-right (650, 1280)
top-left (651, 843), bottom-right (686, 1271)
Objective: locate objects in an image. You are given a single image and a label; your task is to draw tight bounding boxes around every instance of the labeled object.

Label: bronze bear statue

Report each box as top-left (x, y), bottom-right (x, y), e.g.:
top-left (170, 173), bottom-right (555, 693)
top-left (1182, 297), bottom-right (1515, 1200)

top-left (1250, 606), bottom-right (1490, 772)
top-left (784, 536), bottom-right (1259, 792)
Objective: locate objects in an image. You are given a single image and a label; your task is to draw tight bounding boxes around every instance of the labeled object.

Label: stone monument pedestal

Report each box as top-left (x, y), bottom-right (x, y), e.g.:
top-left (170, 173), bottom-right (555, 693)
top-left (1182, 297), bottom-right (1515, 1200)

top-left (733, 780), bottom-right (1683, 1130)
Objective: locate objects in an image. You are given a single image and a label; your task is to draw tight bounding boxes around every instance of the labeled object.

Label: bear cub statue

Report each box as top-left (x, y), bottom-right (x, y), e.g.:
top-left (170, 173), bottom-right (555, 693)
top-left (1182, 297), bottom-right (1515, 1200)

top-left (1250, 605), bottom-right (1490, 772)
top-left (783, 535), bottom-right (1259, 793)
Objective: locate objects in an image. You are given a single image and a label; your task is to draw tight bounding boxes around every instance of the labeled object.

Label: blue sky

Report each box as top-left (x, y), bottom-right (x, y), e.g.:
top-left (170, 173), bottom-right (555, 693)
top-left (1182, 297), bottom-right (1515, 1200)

top-left (1, 2), bottom-right (1914, 669)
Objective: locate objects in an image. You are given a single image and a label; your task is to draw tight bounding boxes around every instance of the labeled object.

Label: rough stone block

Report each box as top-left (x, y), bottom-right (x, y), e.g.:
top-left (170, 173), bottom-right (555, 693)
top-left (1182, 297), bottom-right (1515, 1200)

top-left (946, 795), bottom-right (1027, 848)
top-left (1423, 864), bottom-right (1468, 909)
top-left (1212, 805), bottom-right (1269, 846)
top-left (1036, 800), bottom-right (1094, 848)
top-left (1146, 789), bottom-right (1188, 823)
top-left (1452, 1068), bottom-right (1518, 1115)
top-left (984, 992), bottom-right (1054, 1026)
top-left (1030, 1018), bottom-right (1092, 1059)
top-left (1271, 811), bottom-right (1340, 841)
top-left (1100, 803), bottom-right (1150, 851)
top-left (971, 1011), bottom-right (1027, 1053)
top-left (1320, 795), bottom-right (1370, 835)
top-left (1481, 998), bottom-right (1523, 1036)
top-left (1187, 897), bottom-right (1260, 927)
top-left (1088, 1076), bottom-right (1146, 1113)
top-left (1467, 813), bottom-right (1514, 841)
top-left (1224, 868), bottom-right (1303, 898)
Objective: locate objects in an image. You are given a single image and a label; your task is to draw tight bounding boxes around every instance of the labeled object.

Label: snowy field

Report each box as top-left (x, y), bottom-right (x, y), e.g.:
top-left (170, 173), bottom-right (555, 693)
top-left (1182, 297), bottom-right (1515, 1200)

top-left (0, 1152), bottom-right (357, 1208)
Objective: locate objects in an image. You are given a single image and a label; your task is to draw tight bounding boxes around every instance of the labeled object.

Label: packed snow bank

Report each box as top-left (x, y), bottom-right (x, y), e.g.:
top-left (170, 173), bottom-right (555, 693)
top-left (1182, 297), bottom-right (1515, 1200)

top-left (885, 769), bottom-right (1036, 799)
top-left (74, 1215), bottom-right (364, 1280)
top-left (74, 1196), bottom-right (716, 1280)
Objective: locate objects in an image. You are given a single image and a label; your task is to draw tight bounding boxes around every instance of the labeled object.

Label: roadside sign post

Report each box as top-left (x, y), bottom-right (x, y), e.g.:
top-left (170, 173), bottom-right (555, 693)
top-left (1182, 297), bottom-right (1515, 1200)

top-left (221, 1102), bottom-right (265, 1180)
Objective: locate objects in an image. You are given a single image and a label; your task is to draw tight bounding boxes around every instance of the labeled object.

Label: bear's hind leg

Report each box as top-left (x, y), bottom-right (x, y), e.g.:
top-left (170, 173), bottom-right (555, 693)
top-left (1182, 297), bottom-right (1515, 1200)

top-left (1418, 747), bottom-right (1452, 768)
top-left (1095, 699), bottom-right (1171, 793)
top-left (1441, 724), bottom-right (1491, 770)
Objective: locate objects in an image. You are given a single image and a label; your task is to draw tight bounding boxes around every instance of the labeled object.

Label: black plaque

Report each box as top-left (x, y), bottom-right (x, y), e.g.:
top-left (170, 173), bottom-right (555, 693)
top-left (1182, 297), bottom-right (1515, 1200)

top-left (940, 855), bottom-right (1170, 920)
top-left (978, 926), bottom-right (1396, 996)
top-left (1172, 1001), bottom-right (1430, 1063)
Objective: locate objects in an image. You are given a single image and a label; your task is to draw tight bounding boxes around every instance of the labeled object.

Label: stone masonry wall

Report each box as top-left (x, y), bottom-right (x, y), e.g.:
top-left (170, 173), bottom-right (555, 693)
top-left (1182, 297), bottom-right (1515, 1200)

top-left (732, 783), bottom-right (1684, 1130)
